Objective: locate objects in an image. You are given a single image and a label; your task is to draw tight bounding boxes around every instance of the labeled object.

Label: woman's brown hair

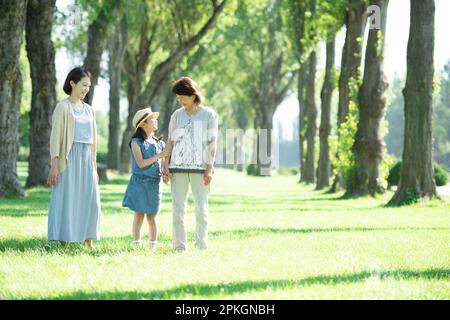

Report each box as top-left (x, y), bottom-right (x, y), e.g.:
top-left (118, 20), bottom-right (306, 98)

top-left (171, 76), bottom-right (204, 105)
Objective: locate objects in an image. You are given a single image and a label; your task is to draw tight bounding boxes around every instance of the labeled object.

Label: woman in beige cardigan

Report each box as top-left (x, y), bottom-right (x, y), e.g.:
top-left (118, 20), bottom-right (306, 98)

top-left (47, 67), bottom-right (101, 250)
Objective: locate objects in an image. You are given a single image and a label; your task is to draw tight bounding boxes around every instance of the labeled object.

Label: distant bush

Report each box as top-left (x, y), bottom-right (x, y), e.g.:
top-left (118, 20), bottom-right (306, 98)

top-left (96, 152), bottom-right (108, 164)
top-left (435, 163), bottom-right (449, 186)
top-left (387, 161), bottom-right (402, 187)
top-left (246, 164), bottom-right (258, 176)
top-left (388, 161), bottom-right (448, 187)
top-left (278, 167), bottom-right (299, 176)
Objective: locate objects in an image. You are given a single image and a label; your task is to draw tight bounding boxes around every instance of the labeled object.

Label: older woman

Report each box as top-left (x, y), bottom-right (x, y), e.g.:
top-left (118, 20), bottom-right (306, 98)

top-left (163, 77), bottom-right (218, 252)
top-left (47, 67), bottom-right (101, 250)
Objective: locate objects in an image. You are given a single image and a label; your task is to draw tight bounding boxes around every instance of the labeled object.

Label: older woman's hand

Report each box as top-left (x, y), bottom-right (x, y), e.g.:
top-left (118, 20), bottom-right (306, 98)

top-left (203, 168), bottom-right (213, 186)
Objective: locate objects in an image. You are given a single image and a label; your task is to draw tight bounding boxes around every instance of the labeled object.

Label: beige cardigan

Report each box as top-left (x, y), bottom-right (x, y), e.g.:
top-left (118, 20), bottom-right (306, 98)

top-left (49, 99), bottom-right (97, 173)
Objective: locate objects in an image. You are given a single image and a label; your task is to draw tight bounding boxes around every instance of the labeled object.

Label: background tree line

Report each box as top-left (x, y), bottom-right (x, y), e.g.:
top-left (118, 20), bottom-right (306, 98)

top-left (1, 0), bottom-right (447, 206)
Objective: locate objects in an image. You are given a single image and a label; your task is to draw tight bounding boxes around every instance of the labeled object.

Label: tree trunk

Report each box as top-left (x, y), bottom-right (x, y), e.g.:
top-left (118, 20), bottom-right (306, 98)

top-left (303, 51), bottom-right (317, 184)
top-left (337, 2), bottom-right (367, 127)
top-left (83, 6), bottom-right (115, 105)
top-left (107, 17), bottom-right (127, 170)
top-left (388, 0), bottom-right (437, 205)
top-left (348, 0), bottom-right (389, 196)
top-left (159, 87), bottom-right (177, 140)
top-left (316, 37), bottom-right (335, 190)
top-left (25, 0), bottom-right (57, 187)
top-left (255, 113), bottom-right (275, 176)
top-left (0, 0), bottom-right (28, 197)
top-left (330, 1), bottom-right (367, 192)
top-left (298, 66), bottom-right (307, 182)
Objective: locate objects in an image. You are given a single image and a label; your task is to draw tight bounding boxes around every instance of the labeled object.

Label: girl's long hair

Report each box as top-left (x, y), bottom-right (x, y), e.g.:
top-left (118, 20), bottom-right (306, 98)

top-left (129, 127), bottom-right (147, 147)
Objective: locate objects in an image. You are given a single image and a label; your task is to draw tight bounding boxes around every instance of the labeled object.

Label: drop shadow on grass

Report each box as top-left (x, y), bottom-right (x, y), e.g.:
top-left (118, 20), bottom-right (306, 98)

top-left (47, 268), bottom-right (450, 299)
top-left (209, 226), bottom-right (450, 239)
top-left (0, 189), bottom-right (395, 218)
top-left (1, 226), bottom-right (448, 254)
top-left (0, 234), bottom-right (174, 256)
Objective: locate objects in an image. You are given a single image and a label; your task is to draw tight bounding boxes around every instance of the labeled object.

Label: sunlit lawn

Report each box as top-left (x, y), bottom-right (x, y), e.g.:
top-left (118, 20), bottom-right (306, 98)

top-left (0, 162), bottom-right (449, 299)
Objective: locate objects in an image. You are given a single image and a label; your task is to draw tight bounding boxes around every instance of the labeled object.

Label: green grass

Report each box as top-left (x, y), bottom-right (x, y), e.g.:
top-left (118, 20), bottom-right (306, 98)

top-left (0, 162), bottom-right (449, 299)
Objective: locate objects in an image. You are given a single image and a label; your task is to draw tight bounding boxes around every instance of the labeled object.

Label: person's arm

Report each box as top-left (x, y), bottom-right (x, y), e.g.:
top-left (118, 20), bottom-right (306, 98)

top-left (131, 140), bottom-right (170, 169)
top-left (91, 105), bottom-right (98, 167)
top-left (163, 113), bottom-right (176, 177)
top-left (203, 139), bottom-right (217, 185)
top-left (203, 112), bottom-right (219, 185)
top-left (47, 157), bottom-right (59, 186)
top-left (163, 139), bottom-right (173, 175)
top-left (47, 105), bottom-right (62, 186)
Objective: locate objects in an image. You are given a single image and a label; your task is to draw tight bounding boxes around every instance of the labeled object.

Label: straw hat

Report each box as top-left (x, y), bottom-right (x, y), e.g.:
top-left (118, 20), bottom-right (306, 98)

top-left (132, 107), bottom-right (159, 129)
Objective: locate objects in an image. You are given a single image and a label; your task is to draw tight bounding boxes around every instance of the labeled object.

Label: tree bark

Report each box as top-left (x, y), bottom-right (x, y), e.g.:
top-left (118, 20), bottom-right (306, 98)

top-left (330, 1), bottom-right (367, 192)
top-left (388, 0), bottom-right (437, 205)
top-left (0, 0), bottom-right (28, 197)
top-left (25, 0), bottom-right (57, 187)
top-left (298, 66), bottom-right (307, 182)
top-left (316, 38), bottom-right (336, 190)
top-left (107, 17), bottom-right (127, 170)
top-left (337, 2), bottom-right (367, 127)
top-left (159, 87), bottom-right (177, 140)
top-left (83, 6), bottom-right (116, 105)
top-left (303, 51), bottom-right (317, 184)
top-left (286, 0), bottom-right (307, 183)
top-left (348, 0), bottom-right (389, 196)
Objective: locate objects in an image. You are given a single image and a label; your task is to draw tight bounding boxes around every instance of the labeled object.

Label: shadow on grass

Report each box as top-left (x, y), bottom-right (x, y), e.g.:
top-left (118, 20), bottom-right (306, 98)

top-left (0, 234), bottom-right (172, 255)
top-left (209, 226), bottom-right (449, 239)
top-left (48, 268), bottom-right (450, 299)
top-left (2, 226), bottom-right (447, 253)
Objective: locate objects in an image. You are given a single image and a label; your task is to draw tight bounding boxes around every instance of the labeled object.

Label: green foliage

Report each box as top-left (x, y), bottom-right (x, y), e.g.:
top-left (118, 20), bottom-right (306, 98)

top-left (96, 152), bottom-right (108, 164)
top-left (19, 41), bottom-right (31, 157)
top-left (385, 76), bottom-right (405, 158)
top-left (283, 0), bottom-right (346, 62)
top-left (246, 163), bottom-right (258, 176)
top-left (434, 163), bottom-right (449, 186)
top-left (277, 166), bottom-right (299, 176)
top-left (432, 61), bottom-right (450, 169)
top-left (94, 111), bottom-right (109, 153)
top-left (386, 62), bottom-right (450, 169)
top-left (387, 161), bottom-right (449, 187)
top-left (404, 188), bottom-right (419, 205)
top-left (387, 161), bottom-right (401, 188)
top-left (333, 100), bottom-right (358, 187)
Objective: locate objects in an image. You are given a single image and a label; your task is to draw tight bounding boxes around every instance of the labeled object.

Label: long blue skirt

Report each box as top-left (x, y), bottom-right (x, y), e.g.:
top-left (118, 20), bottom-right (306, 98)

top-left (48, 143), bottom-right (101, 242)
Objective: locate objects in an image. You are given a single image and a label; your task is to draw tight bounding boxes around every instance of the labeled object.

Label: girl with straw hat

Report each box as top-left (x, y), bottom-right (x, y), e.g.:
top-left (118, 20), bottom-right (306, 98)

top-left (122, 107), bottom-right (171, 252)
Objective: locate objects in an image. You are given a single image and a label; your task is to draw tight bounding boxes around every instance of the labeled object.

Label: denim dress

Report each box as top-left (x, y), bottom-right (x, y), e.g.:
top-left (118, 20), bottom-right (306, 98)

top-left (48, 104), bottom-right (101, 242)
top-left (122, 137), bottom-right (165, 214)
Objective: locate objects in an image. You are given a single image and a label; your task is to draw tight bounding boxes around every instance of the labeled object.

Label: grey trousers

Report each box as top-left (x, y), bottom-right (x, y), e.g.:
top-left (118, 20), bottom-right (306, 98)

top-left (171, 172), bottom-right (210, 250)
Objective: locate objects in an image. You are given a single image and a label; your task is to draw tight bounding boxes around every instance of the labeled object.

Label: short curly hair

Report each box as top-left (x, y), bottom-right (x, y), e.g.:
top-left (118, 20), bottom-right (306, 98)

top-left (171, 76), bottom-right (204, 105)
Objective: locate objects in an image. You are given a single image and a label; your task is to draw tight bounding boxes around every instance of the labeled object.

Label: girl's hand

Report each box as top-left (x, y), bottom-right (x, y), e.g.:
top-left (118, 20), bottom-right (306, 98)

top-left (159, 149), bottom-right (171, 158)
top-left (47, 165), bottom-right (59, 187)
top-left (162, 174), bottom-right (170, 184)
top-left (162, 166), bottom-right (171, 185)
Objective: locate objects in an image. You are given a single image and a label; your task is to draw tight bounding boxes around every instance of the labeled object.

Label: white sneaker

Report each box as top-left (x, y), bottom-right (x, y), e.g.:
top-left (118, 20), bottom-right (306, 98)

top-left (133, 240), bottom-right (143, 247)
top-left (149, 241), bottom-right (157, 253)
